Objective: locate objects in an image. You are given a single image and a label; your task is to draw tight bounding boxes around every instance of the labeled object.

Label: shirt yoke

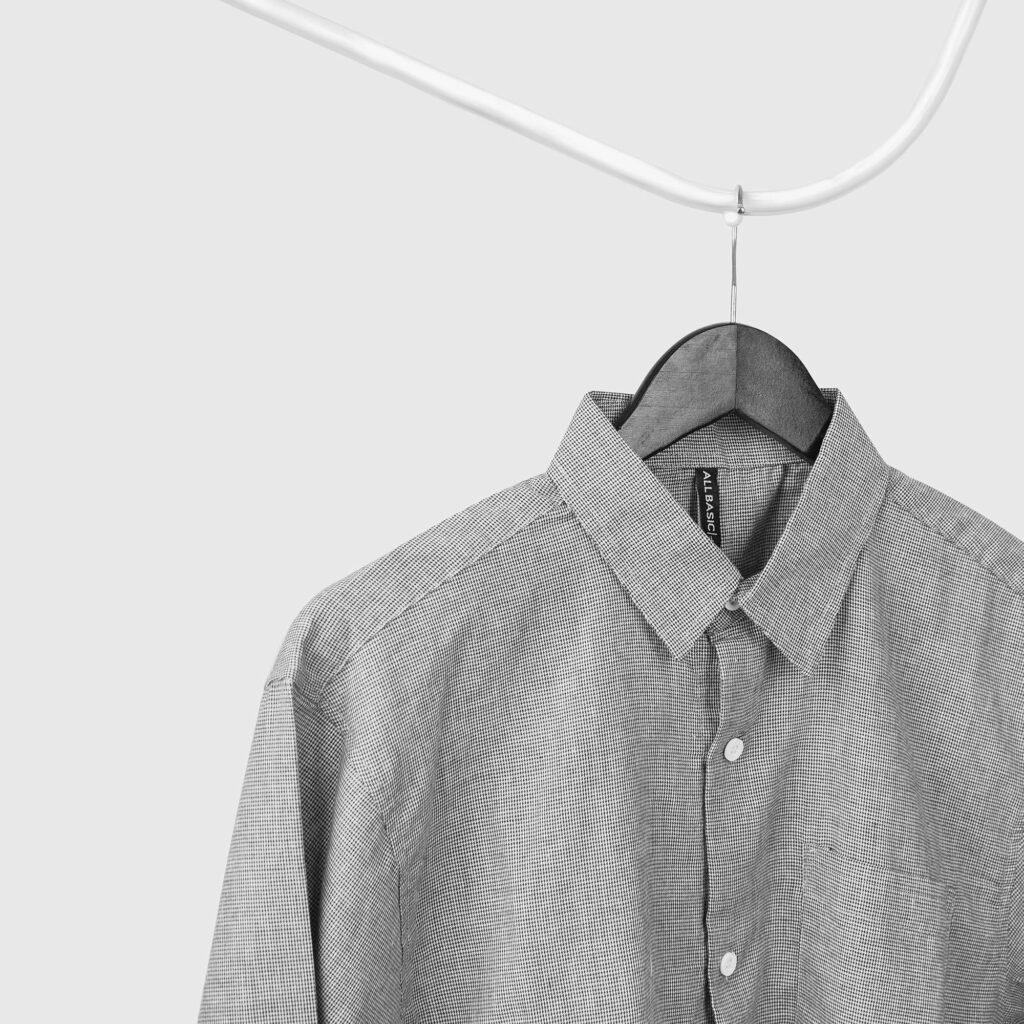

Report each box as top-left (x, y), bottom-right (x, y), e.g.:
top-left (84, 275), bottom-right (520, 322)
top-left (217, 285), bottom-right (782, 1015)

top-left (270, 472), bottom-right (566, 705)
top-left (273, 463), bottom-right (1024, 710)
top-left (883, 465), bottom-right (1024, 603)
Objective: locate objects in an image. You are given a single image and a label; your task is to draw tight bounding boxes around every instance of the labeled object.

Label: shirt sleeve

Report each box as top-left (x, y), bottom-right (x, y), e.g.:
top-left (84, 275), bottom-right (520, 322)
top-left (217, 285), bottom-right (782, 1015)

top-left (197, 672), bottom-right (402, 1023)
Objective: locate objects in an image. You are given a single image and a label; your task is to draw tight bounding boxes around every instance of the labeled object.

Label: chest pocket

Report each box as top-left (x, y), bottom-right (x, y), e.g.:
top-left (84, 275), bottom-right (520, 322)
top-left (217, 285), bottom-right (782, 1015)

top-left (798, 841), bottom-right (952, 1023)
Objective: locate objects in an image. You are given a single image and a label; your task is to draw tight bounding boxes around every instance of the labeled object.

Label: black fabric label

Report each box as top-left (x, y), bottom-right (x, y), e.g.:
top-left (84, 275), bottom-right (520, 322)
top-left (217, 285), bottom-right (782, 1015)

top-left (694, 467), bottom-right (723, 546)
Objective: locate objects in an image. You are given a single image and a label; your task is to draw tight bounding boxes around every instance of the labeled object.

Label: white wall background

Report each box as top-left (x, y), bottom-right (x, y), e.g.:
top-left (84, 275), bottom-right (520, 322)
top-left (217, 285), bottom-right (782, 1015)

top-left (2, 1), bottom-right (1021, 1019)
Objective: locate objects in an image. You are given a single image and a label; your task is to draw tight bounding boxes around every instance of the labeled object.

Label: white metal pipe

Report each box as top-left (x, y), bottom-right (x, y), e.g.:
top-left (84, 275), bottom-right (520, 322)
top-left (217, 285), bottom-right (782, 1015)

top-left (217, 0), bottom-right (989, 216)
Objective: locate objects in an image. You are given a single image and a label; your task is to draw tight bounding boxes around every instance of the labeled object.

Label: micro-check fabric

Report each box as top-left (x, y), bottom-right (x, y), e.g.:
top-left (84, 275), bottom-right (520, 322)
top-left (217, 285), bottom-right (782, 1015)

top-left (198, 387), bottom-right (1024, 1024)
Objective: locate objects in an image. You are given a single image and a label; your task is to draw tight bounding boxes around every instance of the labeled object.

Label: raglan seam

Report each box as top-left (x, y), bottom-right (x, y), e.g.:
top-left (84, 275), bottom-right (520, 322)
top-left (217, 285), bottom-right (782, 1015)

top-left (284, 500), bottom-right (574, 1000)
top-left (313, 502), bottom-right (570, 707)
top-left (884, 494), bottom-right (1024, 604)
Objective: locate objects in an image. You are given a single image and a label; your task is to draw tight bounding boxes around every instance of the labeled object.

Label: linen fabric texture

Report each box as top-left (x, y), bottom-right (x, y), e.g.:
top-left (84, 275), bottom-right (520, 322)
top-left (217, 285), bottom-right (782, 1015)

top-left (198, 388), bottom-right (1024, 1024)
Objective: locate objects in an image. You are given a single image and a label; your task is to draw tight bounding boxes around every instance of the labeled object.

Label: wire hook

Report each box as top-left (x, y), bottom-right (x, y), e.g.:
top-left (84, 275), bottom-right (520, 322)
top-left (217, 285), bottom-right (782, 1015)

top-left (724, 185), bottom-right (744, 322)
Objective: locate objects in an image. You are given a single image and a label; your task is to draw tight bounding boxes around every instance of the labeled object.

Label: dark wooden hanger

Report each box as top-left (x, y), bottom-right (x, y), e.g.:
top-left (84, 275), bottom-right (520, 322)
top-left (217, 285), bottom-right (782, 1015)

top-left (614, 187), bottom-right (832, 462)
top-left (612, 320), bottom-right (833, 461)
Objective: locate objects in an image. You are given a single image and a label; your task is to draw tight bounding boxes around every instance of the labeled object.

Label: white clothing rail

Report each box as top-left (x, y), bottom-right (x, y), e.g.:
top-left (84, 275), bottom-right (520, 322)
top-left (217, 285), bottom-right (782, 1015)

top-left (217, 0), bottom-right (988, 216)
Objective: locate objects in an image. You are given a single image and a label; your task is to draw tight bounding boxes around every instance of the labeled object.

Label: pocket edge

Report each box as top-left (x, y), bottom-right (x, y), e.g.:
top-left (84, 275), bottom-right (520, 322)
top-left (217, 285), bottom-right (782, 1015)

top-left (796, 839), bottom-right (953, 1019)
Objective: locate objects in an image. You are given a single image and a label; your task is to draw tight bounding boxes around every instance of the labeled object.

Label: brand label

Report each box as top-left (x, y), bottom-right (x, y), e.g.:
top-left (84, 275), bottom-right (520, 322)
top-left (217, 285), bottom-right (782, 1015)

top-left (694, 467), bottom-right (722, 546)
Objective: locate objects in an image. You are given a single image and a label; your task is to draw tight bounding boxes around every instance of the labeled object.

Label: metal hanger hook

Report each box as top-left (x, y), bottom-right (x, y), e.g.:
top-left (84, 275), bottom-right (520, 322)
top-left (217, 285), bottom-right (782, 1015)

top-left (723, 185), bottom-right (744, 323)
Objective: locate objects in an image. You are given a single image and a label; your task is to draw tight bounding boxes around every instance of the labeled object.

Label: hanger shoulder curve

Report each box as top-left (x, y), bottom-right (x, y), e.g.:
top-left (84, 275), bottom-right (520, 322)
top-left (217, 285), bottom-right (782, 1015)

top-left (615, 322), bottom-right (831, 460)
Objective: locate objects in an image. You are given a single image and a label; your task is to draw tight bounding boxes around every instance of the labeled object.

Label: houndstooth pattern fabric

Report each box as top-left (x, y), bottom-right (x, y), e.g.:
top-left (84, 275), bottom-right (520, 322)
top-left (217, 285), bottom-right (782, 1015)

top-left (198, 387), bottom-right (1024, 1024)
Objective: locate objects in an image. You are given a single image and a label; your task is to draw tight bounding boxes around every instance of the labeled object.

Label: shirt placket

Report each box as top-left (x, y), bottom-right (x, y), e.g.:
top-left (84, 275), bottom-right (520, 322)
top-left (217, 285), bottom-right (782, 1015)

top-left (702, 597), bottom-right (770, 1021)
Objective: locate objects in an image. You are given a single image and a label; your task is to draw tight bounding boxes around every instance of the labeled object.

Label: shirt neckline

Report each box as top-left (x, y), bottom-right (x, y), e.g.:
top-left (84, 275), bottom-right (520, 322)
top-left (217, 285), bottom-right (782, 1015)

top-left (545, 387), bottom-right (891, 674)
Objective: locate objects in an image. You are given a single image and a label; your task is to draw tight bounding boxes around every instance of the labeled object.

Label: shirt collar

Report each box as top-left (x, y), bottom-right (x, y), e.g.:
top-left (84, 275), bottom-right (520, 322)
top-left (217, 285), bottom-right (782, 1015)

top-left (545, 387), bottom-right (890, 675)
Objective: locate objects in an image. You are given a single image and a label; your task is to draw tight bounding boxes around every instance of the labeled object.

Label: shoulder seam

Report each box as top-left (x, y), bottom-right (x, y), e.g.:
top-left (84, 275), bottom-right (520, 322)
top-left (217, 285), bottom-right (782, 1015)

top-left (313, 500), bottom-right (570, 706)
top-left (885, 493), bottom-right (1024, 603)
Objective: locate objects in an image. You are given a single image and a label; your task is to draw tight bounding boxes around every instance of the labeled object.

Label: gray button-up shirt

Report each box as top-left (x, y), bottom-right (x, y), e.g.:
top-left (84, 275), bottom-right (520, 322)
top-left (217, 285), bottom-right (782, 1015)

top-left (199, 387), bottom-right (1024, 1023)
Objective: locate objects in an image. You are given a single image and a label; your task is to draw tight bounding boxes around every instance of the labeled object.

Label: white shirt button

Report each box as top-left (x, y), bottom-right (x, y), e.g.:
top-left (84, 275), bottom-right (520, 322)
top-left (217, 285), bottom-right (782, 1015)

top-left (720, 950), bottom-right (737, 976)
top-left (724, 737), bottom-right (744, 762)
top-left (724, 593), bottom-right (741, 611)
